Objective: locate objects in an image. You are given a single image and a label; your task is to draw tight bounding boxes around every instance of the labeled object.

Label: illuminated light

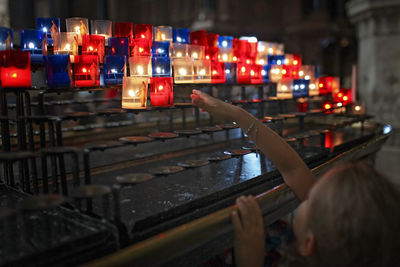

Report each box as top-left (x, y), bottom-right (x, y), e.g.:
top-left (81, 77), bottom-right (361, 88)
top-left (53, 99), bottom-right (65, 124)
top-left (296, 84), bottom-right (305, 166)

top-left (199, 69), bottom-right (206, 75)
top-left (250, 70), bottom-right (255, 76)
top-left (82, 68), bottom-right (87, 73)
top-left (294, 85), bottom-right (299, 90)
top-left (28, 42), bottom-right (35, 49)
top-left (338, 93), bottom-right (343, 97)
top-left (277, 60), bottom-right (282, 65)
top-left (111, 69), bottom-right (117, 74)
top-left (246, 59), bottom-right (250, 64)
top-left (258, 46), bottom-right (265, 52)
top-left (309, 84), bottom-right (316, 89)
top-left (206, 55), bottom-right (210, 60)
top-left (241, 66), bottom-right (246, 73)
top-left (273, 68), bottom-right (280, 74)
top-left (158, 85), bottom-right (164, 90)
top-left (261, 70), bottom-right (266, 76)
top-left (212, 70), bottom-right (217, 75)
top-left (74, 26), bottom-right (80, 34)
top-left (137, 66), bottom-right (144, 75)
top-left (11, 73), bottom-right (17, 78)
top-left (300, 84), bottom-right (305, 89)
top-left (222, 40), bottom-right (228, 47)
top-left (337, 102), bottom-right (343, 107)
top-left (257, 59), bottom-right (265, 65)
top-left (324, 103), bottom-right (332, 109)
top-left (328, 82), bottom-right (332, 86)
top-left (179, 68), bottom-right (187, 75)
top-left (355, 105), bottom-right (361, 111)
top-left (293, 60), bottom-right (298, 65)
top-left (139, 47), bottom-right (144, 53)
top-left (319, 83), bottom-right (323, 88)
top-left (176, 52), bottom-right (182, 57)
top-left (192, 52), bottom-right (198, 59)
top-left (284, 59), bottom-right (289, 65)
top-left (222, 54), bottom-right (228, 61)
top-left (299, 71), bottom-right (304, 76)
top-left (343, 96), bottom-right (348, 101)
top-left (64, 44), bottom-right (71, 50)
top-left (304, 75), bottom-right (310, 80)
top-left (177, 36), bottom-right (182, 42)
top-left (293, 71), bottom-right (297, 75)
top-left (43, 27), bottom-right (48, 33)
top-left (383, 125), bottom-right (392, 134)
top-left (128, 89), bottom-right (136, 97)
top-left (141, 34), bottom-right (145, 38)
top-left (121, 40), bottom-right (125, 44)
top-left (225, 69), bottom-right (230, 74)
top-left (233, 56), bottom-right (237, 62)
top-left (281, 69), bottom-right (287, 74)
top-left (88, 46), bottom-right (94, 51)
top-left (268, 48), bottom-right (274, 54)
top-left (157, 49), bottom-right (164, 54)
top-left (161, 33), bottom-right (165, 40)
top-left (156, 67), bottom-right (161, 73)
top-left (281, 85), bottom-right (288, 91)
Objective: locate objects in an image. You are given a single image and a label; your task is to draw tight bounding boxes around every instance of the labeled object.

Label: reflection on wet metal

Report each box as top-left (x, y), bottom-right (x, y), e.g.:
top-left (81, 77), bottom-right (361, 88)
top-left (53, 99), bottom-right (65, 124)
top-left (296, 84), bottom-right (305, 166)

top-left (177, 159), bottom-right (210, 168)
top-left (224, 149), bottom-right (252, 156)
top-left (149, 166), bottom-right (185, 175)
top-left (148, 132), bottom-right (179, 139)
top-left (119, 136), bottom-right (153, 144)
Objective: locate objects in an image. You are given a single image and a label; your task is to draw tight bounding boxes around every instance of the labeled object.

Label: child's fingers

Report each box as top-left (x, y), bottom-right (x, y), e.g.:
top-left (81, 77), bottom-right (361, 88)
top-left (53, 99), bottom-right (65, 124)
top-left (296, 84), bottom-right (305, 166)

top-left (248, 196), bottom-right (263, 227)
top-left (232, 211), bottom-right (243, 234)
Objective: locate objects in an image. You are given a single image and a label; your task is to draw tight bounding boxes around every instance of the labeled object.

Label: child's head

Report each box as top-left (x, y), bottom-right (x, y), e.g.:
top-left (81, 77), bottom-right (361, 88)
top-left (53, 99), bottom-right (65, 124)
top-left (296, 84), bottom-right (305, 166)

top-left (293, 160), bottom-right (400, 267)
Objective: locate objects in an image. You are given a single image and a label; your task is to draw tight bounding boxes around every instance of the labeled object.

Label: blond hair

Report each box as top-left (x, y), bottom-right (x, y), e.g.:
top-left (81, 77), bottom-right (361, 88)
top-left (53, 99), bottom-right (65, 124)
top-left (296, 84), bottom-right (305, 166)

top-left (307, 160), bottom-right (400, 267)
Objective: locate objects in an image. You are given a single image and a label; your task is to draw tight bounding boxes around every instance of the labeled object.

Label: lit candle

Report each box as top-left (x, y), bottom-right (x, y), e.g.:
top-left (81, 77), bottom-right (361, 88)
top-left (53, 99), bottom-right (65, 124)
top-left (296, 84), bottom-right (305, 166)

top-left (73, 55), bottom-right (99, 87)
top-left (122, 77), bottom-right (149, 109)
top-left (66, 17), bottom-right (88, 45)
top-left (150, 77), bottom-right (173, 107)
top-left (129, 56), bottom-right (152, 77)
top-left (154, 26), bottom-right (173, 42)
top-left (0, 50), bottom-right (31, 87)
top-left (173, 59), bottom-right (193, 83)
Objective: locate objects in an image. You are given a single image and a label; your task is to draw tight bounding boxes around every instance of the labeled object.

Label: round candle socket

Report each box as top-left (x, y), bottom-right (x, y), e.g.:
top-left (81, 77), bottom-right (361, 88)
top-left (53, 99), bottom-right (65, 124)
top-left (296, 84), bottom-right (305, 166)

top-left (264, 115), bottom-right (283, 121)
top-left (219, 124), bottom-right (239, 129)
top-left (72, 185), bottom-right (111, 199)
top-left (284, 137), bottom-right (297, 143)
top-left (149, 166), bottom-right (184, 175)
top-left (19, 194), bottom-right (66, 211)
top-left (85, 140), bottom-right (121, 150)
top-left (207, 154), bottom-right (232, 162)
top-left (278, 114), bottom-right (296, 119)
top-left (116, 173), bottom-right (154, 185)
top-left (177, 159), bottom-right (210, 168)
top-left (224, 149), bottom-right (252, 156)
top-left (174, 129), bottom-right (202, 136)
top-left (308, 109), bottom-right (323, 114)
top-left (198, 126), bottom-right (223, 133)
top-left (148, 132), bottom-right (179, 139)
top-left (119, 136), bottom-right (153, 144)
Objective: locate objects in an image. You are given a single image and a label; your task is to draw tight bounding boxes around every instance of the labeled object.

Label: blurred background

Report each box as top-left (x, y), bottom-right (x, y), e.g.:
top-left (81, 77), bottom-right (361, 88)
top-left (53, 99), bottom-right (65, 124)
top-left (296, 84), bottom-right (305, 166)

top-left (0, 0), bottom-right (399, 180)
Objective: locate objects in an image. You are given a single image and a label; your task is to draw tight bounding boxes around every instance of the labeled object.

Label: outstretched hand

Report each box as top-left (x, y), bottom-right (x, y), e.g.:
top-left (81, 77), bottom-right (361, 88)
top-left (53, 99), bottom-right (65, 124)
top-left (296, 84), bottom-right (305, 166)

top-left (190, 89), bottom-right (235, 121)
top-left (232, 195), bottom-right (265, 267)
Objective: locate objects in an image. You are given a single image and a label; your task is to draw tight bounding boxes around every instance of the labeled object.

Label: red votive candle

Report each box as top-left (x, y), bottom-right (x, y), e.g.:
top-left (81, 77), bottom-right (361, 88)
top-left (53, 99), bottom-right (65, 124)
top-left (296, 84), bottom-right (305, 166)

top-left (82, 34), bottom-right (105, 63)
top-left (150, 77), bottom-right (173, 107)
top-left (211, 61), bottom-right (226, 84)
top-left (0, 50), bottom-right (31, 87)
top-left (73, 55), bottom-right (100, 87)
top-left (190, 30), bottom-right (207, 46)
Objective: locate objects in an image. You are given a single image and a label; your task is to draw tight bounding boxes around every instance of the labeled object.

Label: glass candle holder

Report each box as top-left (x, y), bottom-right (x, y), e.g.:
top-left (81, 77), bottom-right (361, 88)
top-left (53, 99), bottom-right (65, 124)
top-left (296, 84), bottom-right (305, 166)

top-left (190, 30), bottom-right (207, 46)
top-left (132, 38), bottom-right (151, 57)
top-left (150, 77), bottom-right (173, 107)
top-left (0, 27), bottom-right (13, 50)
top-left (108, 37), bottom-right (129, 57)
top-left (318, 76), bottom-right (340, 95)
top-left (91, 20), bottom-right (112, 43)
top-left (56, 32), bottom-right (78, 56)
top-left (308, 78), bottom-right (319, 96)
top-left (292, 79), bottom-right (310, 98)
top-left (207, 33), bottom-right (219, 48)
top-left (171, 43), bottom-right (188, 58)
top-left (257, 41), bottom-right (268, 56)
top-left (205, 46), bottom-right (219, 61)
top-left (277, 81), bottom-right (293, 99)
top-left (284, 54), bottom-right (302, 66)
top-left (261, 65), bottom-right (271, 83)
top-left (219, 47), bottom-right (233, 62)
top-left (236, 63), bottom-right (251, 84)
top-left (152, 57), bottom-right (171, 77)
top-left (173, 28), bottom-right (190, 44)
top-left (114, 22), bottom-right (133, 39)
top-left (256, 54), bottom-right (268, 65)
top-left (224, 63), bottom-right (236, 84)
top-left (20, 29), bottom-right (44, 64)
top-left (122, 76), bottom-right (148, 109)
top-left (82, 34), bottom-right (105, 63)
top-left (135, 24), bottom-right (153, 44)
top-left (218, 36), bottom-right (233, 48)
top-left (129, 56), bottom-right (152, 77)
top-left (298, 65), bottom-right (315, 80)
top-left (333, 88), bottom-right (352, 106)
top-left (104, 55), bottom-right (125, 85)
top-left (65, 17), bottom-right (89, 45)
top-left (211, 61), bottom-right (226, 84)
top-left (45, 54), bottom-right (71, 88)
top-left (193, 60), bottom-right (211, 83)
top-left (268, 55), bottom-right (285, 65)
top-left (269, 65), bottom-right (283, 83)
top-left (250, 64), bottom-right (263, 84)
top-left (281, 65), bottom-right (299, 80)
top-left (275, 43), bottom-right (285, 55)
top-left (0, 50), bottom-right (31, 87)
top-left (152, 41), bottom-right (170, 57)
top-left (36, 17), bottom-right (60, 46)
top-left (189, 45), bottom-right (205, 60)
top-left (73, 55), bottom-right (100, 87)
top-left (154, 26), bottom-right (173, 42)
top-left (173, 59), bottom-right (193, 83)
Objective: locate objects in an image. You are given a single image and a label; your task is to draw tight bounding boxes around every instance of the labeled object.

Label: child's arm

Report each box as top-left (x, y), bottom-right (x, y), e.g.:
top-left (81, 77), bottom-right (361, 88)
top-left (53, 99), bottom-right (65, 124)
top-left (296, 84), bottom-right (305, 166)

top-left (191, 90), bottom-right (315, 201)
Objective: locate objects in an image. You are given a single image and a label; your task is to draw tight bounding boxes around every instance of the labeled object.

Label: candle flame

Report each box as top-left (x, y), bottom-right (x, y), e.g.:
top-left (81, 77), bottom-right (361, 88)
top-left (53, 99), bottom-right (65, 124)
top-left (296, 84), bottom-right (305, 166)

top-left (241, 66), bottom-right (246, 73)
top-left (82, 68), bottom-right (87, 73)
top-left (250, 70), bottom-right (255, 76)
top-left (192, 52), bottom-right (198, 59)
top-left (137, 66), bottom-right (144, 75)
top-left (128, 89), bottom-right (136, 97)
top-left (179, 68), bottom-right (187, 75)
top-left (158, 85), bottom-right (164, 90)
top-left (11, 73), bottom-right (17, 78)
top-left (299, 71), bottom-right (304, 76)
top-left (75, 26), bottom-right (80, 34)
top-left (355, 105), bottom-right (361, 111)
top-left (222, 54), bottom-right (228, 61)
top-left (309, 84), bottom-right (316, 89)
top-left (176, 52), bottom-right (182, 57)
top-left (199, 69), bottom-right (206, 75)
